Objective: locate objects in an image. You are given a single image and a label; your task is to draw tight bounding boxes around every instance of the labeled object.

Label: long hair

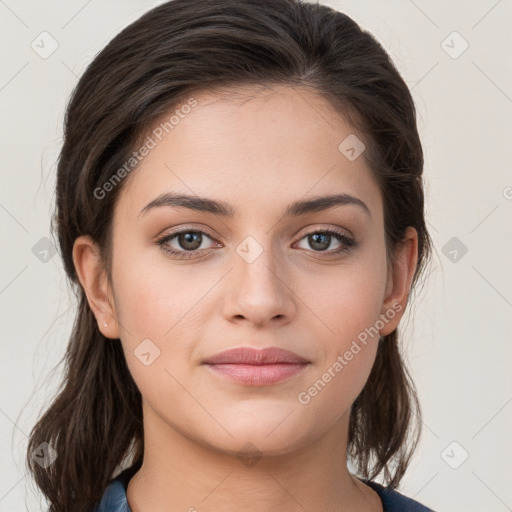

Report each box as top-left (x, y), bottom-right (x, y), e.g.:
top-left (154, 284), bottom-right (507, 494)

top-left (25, 0), bottom-right (433, 510)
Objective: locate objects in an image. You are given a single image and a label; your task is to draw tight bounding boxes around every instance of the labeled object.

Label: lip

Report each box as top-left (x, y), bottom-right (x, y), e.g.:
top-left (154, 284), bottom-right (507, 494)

top-left (202, 347), bottom-right (310, 386)
top-left (202, 346), bottom-right (310, 365)
top-left (205, 363), bottom-right (309, 386)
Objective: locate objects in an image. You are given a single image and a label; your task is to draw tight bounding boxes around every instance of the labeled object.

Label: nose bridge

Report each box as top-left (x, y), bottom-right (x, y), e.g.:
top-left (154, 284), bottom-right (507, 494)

top-left (223, 231), bottom-right (296, 323)
top-left (235, 232), bottom-right (284, 292)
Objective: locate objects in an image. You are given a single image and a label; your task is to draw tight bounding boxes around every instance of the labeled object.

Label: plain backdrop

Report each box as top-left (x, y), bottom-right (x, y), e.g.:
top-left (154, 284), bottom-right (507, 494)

top-left (1, 1), bottom-right (511, 511)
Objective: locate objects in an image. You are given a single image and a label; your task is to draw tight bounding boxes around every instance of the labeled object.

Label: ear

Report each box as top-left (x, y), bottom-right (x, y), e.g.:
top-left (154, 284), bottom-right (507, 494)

top-left (379, 226), bottom-right (419, 336)
top-left (72, 235), bottom-right (120, 339)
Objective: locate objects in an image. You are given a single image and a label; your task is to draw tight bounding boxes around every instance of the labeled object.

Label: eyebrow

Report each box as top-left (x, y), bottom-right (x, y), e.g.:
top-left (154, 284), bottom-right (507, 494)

top-left (138, 192), bottom-right (371, 219)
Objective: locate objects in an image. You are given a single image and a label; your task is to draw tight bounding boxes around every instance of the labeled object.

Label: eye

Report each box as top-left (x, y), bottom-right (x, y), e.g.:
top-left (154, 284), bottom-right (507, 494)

top-left (155, 228), bottom-right (219, 259)
top-left (294, 228), bottom-right (356, 255)
top-left (155, 226), bottom-right (356, 260)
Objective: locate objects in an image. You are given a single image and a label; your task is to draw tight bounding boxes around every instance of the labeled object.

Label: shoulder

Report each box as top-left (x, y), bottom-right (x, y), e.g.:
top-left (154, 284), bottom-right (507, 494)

top-left (93, 474), bottom-right (132, 512)
top-left (362, 479), bottom-right (436, 512)
top-left (94, 471), bottom-right (436, 512)
top-left (94, 463), bottom-right (141, 511)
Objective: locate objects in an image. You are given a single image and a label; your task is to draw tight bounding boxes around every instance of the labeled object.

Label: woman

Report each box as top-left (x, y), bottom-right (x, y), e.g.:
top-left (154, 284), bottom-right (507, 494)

top-left (26, 0), bottom-right (435, 510)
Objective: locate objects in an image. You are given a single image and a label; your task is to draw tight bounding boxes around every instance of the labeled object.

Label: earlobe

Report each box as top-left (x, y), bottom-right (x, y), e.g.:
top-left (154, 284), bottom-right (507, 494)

top-left (379, 226), bottom-right (419, 337)
top-left (72, 235), bottom-right (120, 339)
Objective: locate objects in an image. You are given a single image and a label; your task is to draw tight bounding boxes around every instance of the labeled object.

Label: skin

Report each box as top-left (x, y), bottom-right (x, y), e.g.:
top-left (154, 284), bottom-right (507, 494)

top-left (73, 84), bottom-right (418, 512)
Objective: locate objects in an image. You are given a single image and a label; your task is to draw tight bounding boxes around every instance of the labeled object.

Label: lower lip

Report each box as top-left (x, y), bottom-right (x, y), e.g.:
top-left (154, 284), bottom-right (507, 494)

top-left (204, 363), bottom-right (309, 386)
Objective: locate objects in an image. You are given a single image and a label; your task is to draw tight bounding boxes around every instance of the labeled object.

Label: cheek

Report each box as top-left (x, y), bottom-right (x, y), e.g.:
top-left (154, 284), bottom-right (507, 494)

top-left (294, 253), bottom-right (387, 414)
top-left (112, 247), bottom-right (205, 337)
top-left (293, 289), bottom-right (382, 437)
top-left (303, 252), bottom-right (388, 345)
top-left (110, 246), bottom-right (223, 393)
top-left (112, 262), bottom-right (204, 412)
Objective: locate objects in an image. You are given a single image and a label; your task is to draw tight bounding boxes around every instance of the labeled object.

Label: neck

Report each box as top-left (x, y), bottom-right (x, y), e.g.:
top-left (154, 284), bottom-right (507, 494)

top-left (126, 403), bottom-right (382, 512)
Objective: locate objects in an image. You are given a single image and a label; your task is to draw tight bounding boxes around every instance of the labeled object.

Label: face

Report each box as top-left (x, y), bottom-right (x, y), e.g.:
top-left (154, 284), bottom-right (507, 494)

top-left (76, 84), bottom-right (414, 458)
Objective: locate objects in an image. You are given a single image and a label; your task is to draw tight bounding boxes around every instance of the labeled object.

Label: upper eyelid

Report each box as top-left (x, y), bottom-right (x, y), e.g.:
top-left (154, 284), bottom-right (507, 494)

top-left (158, 225), bottom-right (354, 245)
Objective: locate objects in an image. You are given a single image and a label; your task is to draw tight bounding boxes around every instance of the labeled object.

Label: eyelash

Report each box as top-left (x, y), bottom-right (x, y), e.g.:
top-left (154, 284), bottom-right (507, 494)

top-left (155, 227), bottom-right (356, 260)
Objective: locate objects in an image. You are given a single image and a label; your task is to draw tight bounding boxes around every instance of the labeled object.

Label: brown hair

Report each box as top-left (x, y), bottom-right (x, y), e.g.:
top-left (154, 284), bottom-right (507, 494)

top-left (25, 0), bottom-right (433, 510)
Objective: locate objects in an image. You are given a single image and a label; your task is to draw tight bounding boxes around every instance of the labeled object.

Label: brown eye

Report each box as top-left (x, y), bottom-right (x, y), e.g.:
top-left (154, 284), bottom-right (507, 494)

top-left (156, 229), bottom-right (218, 259)
top-left (175, 232), bottom-right (203, 251)
top-left (155, 226), bottom-right (356, 260)
top-left (295, 228), bottom-right (356, 255)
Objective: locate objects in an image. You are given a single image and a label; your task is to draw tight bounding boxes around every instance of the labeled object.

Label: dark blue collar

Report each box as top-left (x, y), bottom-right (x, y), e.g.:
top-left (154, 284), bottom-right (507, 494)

top-left (94, 466), bottom-right (435, 512)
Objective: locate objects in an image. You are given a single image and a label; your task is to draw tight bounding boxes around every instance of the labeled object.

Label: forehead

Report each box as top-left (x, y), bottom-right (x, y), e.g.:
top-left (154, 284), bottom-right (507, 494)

top-left (116, 84), bottom-right (382, 221)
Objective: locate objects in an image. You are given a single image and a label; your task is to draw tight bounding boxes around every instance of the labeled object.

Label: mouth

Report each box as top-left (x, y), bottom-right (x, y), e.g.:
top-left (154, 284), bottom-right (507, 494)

top-left (202, 346), bottom-right (310, 365)
top-left (201, 346), bottom-right (311, 386)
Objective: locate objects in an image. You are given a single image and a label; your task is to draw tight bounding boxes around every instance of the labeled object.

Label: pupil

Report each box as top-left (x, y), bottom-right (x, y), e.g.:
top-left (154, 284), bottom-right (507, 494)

top-left (180, 232), bottom-right (201, 250)
top-left (310, 233), bottom-right (329, 251)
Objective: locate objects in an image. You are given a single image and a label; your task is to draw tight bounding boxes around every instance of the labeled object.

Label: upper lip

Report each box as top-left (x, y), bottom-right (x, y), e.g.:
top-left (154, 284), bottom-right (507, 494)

top-left (202, 347), bottom-right (310, 365)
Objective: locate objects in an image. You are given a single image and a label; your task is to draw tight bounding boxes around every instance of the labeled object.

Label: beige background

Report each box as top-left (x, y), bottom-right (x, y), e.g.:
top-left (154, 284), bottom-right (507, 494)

top-left (1, 1), bottom-right (511, 510)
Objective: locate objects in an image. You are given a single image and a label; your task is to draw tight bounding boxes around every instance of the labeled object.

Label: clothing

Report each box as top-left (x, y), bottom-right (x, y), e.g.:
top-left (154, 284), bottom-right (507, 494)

top-left (94, 464), bottom-right (436, 512)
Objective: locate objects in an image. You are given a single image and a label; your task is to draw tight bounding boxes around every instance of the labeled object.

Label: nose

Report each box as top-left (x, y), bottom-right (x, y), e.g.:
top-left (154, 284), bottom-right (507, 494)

top-left (221, 238), bottom-right (297, 327)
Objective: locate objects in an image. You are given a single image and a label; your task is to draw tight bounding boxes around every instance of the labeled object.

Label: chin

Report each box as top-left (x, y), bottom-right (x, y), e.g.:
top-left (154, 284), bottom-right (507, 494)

top-left (200, 418), bottom-right (317, 460)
